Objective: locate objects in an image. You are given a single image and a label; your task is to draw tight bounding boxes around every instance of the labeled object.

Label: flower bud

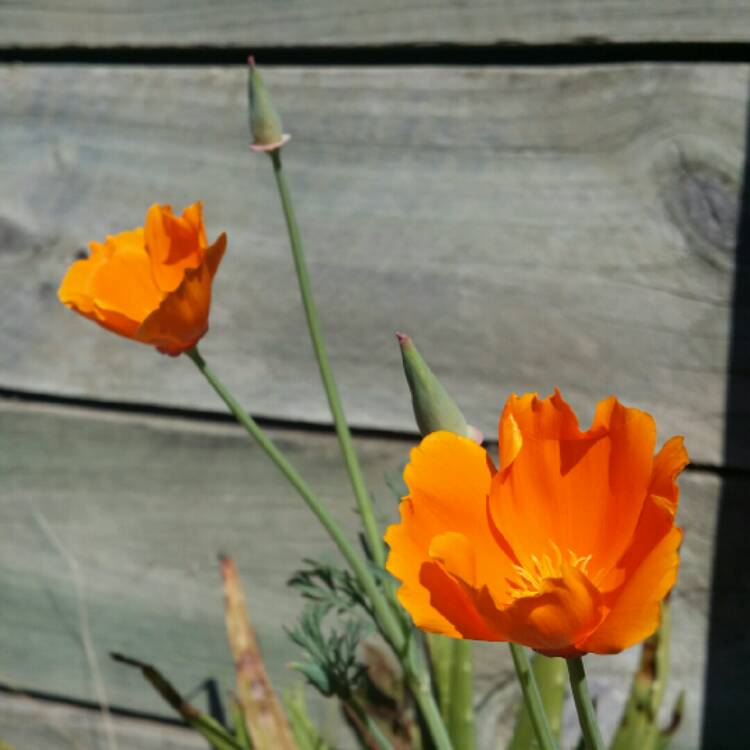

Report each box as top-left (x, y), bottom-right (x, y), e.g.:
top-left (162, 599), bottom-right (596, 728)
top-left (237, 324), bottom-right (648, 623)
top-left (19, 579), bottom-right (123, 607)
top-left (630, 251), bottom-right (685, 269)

top-left (247, 56), bottom-right (290, 152)
top-left (397, 332), bottom-right (480, 441)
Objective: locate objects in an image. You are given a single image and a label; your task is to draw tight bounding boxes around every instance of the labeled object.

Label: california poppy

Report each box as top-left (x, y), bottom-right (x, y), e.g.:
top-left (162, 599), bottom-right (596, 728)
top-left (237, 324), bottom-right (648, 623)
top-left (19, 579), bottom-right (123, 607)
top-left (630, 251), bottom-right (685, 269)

top-left (385, 390), bottom-right (687, 657)
top-left (58, 203), bottom-right (226, 356)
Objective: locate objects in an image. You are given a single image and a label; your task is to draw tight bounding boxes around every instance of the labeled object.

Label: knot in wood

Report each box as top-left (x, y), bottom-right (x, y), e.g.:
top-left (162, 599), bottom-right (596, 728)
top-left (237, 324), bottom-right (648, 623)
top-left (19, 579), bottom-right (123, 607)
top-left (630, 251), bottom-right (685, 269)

top-left (668, 154), bottom-right (739, 272)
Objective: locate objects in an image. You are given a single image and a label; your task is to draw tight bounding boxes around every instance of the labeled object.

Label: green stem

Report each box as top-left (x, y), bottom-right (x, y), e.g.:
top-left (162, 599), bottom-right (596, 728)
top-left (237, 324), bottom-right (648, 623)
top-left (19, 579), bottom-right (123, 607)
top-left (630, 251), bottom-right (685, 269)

top-left (567, 657), bottom-right (605, 750)
top-left (426, 634), bottom-right (454, 721)
top-left (187, 349), bottom-right (454, 750)
top-left (448, 640), bottom-right (475, 750)
top-left (509, 644), bottom-right (559, 750)
top-left (347, 698), bottom-right (397, 750)
top-left (187, 348), bottom-right (398, 643)
top-left (269, 149), bottom-right (385, 568)
top-left (406, 654), bottom-right (455, 750)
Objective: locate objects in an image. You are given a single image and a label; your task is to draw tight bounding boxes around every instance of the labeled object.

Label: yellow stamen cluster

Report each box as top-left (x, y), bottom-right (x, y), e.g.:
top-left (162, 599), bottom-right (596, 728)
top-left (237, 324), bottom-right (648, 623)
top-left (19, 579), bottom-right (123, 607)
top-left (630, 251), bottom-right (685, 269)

top-left (507, 542), bottom-right (592, 599)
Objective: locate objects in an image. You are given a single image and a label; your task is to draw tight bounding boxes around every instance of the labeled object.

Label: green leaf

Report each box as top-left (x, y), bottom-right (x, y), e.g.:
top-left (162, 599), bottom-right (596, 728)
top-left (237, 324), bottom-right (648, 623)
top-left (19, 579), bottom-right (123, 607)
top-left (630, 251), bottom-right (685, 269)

top-left (654, 691), bottom-right (685, 750)
top-left (283, 685), bottom-right (332, 750)
top-left (507, 654), bottom-right (566, 750)
top-left (287, 604), bottom-right (368, 700)
top-left (288, 559), bottom-right (373, 617)
top-left (111, 653), bottom-right (244, 750)
top-left (230, 697), bottom-right (254, 750)
top-left (289, 662), bottom-right (333, 697)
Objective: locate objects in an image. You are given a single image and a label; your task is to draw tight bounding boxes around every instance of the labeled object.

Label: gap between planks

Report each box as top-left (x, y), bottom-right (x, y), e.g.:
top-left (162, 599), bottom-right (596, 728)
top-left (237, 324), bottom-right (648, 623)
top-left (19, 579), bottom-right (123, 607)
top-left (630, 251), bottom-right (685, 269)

top-left (3, 42), bottom-right (750, 67)
top-left (0, 396), bottom-right (742, 479)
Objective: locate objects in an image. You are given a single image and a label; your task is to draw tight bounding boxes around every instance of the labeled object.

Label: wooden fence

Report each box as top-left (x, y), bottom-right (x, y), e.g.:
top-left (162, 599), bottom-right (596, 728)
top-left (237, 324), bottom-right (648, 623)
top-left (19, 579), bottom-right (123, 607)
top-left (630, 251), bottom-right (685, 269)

top-left (1, 3), bottom-right (749, 748)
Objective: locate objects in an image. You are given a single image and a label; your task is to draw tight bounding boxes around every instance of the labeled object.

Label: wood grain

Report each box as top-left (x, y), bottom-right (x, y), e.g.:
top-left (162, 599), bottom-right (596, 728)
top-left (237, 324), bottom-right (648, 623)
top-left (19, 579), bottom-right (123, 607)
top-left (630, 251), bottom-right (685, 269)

top-left (0, 400), bottom-right (723, 748)
top-left (2, 2), bottom-right (750, 47)
top-left (1, 64), bottom-right (746, 466)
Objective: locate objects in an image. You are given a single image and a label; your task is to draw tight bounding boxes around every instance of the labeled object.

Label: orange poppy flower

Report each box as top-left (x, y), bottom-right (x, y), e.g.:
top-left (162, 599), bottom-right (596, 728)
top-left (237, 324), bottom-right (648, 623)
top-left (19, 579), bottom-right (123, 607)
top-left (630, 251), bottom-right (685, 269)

top-left (385, 390), bottom-right (688, 657)
top-left (58, 203), bottom-right (226, 356)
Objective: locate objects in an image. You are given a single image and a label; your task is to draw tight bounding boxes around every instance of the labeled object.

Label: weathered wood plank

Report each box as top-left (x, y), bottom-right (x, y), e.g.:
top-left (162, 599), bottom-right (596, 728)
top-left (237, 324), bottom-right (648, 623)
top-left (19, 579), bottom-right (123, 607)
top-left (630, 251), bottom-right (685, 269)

top-left (0, 399), bottom-right (389, 725)
top-left (0, 400), bottom-right (723, 748)
top-left (0, 64), bottom-right (746, 467)
top-left (2, 2), bottom-right (750, 47)
top-left (0, 693), bottom-right (205, 750)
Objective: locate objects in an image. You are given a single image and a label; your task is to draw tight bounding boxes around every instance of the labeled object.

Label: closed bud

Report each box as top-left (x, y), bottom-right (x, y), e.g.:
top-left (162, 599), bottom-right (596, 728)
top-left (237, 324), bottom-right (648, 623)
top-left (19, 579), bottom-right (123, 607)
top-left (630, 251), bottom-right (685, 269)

top-left (397, 332), bottom-right (480, 441)
top-left (247, 56), bottom-right (290, 152)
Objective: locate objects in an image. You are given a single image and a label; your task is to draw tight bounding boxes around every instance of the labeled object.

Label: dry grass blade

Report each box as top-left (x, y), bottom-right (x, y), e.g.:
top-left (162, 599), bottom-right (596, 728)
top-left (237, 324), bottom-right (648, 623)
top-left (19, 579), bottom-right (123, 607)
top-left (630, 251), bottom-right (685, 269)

top-left (110, 653), bottom-right (242, 750)
top-left (220, 555), bottom-right (299, 750)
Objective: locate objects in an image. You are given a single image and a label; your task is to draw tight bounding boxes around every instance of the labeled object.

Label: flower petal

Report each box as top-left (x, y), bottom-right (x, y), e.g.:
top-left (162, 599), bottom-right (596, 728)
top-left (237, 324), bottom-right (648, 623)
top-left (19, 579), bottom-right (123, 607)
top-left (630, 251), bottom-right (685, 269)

top-left (58, 252), bottom-right (105, 316)
top-left (385, 431), bottom-right (513, 637)
top-left (649, 436), bottom-right (689, 508)
top-left (88, 229), bottom-right (163, 323)
top-left (136, 232), bottom-right (226, 355)
top-left (59, 234), bottom-right (157, 339)
top-left (429, 532), bottom-right (477, 587)
top-left (417, 561), bottom-right (499, 639)
top-left (578, 526), bottom-right (682, 654)
top-left (598, 435), bottom-right (688, 595)
top-left (490, 392), bottom-right (656, 578)
top-left (145, 203), bottom-right (207, 293)
top-left (474, 565), bottom-right (604, 656)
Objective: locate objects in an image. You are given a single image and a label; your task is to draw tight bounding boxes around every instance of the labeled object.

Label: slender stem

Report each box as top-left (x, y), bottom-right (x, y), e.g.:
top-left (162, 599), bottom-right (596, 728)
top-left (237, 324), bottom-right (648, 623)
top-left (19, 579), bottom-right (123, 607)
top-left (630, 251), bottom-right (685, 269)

top-left (509, 644), bottom-right (559, 750)
top-left (187, 348), bottom-right (454, 750)
top-left (347, 698), bottom-right (397, 750)
top-left (448, 639), bottom-right (475, 750)
top-left (268, 149), bottom-right (385, 568)
top-left (406, 651), bottom-right (455, 750)
top-left (567, 657), bottom-right (605, 750)
top-left (187, 348), bottom-right (399, 646)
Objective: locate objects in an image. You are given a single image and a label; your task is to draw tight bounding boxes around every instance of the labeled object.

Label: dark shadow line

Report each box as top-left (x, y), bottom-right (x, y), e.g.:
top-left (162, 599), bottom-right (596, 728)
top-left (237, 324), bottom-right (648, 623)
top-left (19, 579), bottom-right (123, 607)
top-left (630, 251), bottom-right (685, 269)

top-left (0, 385), bottom-right (419, 443)
top-left (0, 682), bottom-right (186, 727)
top-left (3, 386), bottom-right (750, 478)
top-left (2, 42), bottom-right (750, 66)
top-left (700, 81), bottom-right (750, 749)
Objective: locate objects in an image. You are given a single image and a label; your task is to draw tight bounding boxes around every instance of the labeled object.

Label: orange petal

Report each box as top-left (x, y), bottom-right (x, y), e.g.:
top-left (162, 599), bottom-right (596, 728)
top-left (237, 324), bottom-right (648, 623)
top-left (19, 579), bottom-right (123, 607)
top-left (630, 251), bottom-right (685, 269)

top-left (58, 240), bottom-right (119, 313)
top-left (597, 435), bottom-right (687, 594)
top-left (649, 436), bottom-right (689, 508)
top-left (60, 259), bottom-right (141, 340)
top-left (417, 562), bottom-right (500, 639)
top-left (579, 526), bottom-right (682, 654)
top-left (89, 229), bottom-right (163, 323)
top-left (499, 390), bottom-right (584, 471)
top-left (136, 232), bottom-right (226, 355)
top-left (472, 565), bottom-right (604, 655)
top-left (145, 203), bottom-right (206, 293)
top-left (59, 235), bottom-right (154, 339)
top-left (429, 532), bottom-right (477, 587)
top-left (58, 257), bottom-right (101, 316)
top-left (385, 431), bottom-right (513, 637)
top-left (387, 505), bottom-right (461, 637)
top-left (490, 392), bottom-right (656, 578)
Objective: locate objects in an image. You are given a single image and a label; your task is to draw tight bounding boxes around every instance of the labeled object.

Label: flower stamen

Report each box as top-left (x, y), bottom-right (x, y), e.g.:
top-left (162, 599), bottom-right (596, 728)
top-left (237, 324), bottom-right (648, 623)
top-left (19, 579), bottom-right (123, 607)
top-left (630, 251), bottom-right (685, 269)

top-left (505, 541), bottom-right (593, 600)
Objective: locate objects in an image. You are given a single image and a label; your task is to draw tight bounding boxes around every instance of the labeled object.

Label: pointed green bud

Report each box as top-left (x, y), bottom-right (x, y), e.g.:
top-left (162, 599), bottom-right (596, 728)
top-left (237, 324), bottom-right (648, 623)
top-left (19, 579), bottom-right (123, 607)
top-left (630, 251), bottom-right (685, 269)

top-left (397, 332), bottom-right (480, 440)
top-left (247, 56), bottom-right (290, 152)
